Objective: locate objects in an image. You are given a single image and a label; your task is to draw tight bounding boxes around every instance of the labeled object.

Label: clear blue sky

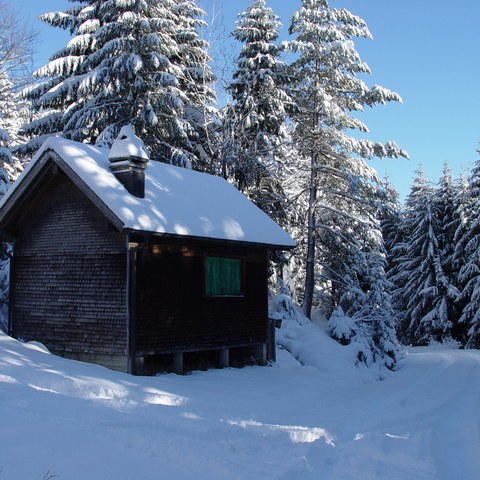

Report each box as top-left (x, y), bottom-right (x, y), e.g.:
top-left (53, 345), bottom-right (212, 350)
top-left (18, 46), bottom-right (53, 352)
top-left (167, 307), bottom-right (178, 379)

top-left (8, 0), bottom-right (480, 201)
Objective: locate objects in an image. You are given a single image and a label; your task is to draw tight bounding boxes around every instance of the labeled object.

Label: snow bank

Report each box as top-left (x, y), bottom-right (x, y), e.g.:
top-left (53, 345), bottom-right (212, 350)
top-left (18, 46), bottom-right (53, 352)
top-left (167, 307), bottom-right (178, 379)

top-left (270, 293), bottom-right (386, 382)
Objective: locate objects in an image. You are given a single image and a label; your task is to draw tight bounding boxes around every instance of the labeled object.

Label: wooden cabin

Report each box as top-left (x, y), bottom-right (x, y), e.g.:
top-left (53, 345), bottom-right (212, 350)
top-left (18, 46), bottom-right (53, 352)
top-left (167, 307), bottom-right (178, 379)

top-left (0, 128), bottom-right (295, 374)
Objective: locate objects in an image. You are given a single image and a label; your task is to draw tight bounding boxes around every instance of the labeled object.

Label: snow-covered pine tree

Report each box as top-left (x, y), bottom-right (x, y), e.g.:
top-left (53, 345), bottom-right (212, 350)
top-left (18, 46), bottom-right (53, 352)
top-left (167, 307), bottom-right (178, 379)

top-left (456, 154), bottom-right (480, 348)
top-left (379, 178), bottom-right (403, 272)
top-left (225, 0), bottom-right (291, 223)
top-left (25, 0), bottom-right (213, 167)
top-left (285, 0), bottom-right (407, 319)
top-left (351, 245), bottom-right (399, 370)
top-left (21, 0), bottom-right (99, 152)
top-left (0, 70), bottom-right (15, 196)
top-left (380, 180), bottom-right (411, 336)
top-left (389, 169), bottom-right (433, 339)
top-left (323, 217), bottom-right (400, 370)
top-left (457, 235), bottom-right (480, 348)
top-left (432, 162), bottom-right (461, 332)
top-left (172, 0), bottom-right (217, 172)
top-left (452, 171), bottom-right (470, 290)
top-left (396, 167), bottom-right (456, 345)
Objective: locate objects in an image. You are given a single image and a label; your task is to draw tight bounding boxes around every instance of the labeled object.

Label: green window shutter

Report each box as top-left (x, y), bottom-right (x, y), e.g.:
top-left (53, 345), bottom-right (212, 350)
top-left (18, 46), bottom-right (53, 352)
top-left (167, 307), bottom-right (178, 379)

top-left (205, 257), bottom-right (242, 296)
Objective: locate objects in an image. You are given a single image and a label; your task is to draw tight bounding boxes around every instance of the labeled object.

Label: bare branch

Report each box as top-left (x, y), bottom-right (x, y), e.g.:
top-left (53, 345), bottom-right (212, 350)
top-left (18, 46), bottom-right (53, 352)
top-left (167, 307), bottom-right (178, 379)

top-left (0, 2), bottom-right (38, 86)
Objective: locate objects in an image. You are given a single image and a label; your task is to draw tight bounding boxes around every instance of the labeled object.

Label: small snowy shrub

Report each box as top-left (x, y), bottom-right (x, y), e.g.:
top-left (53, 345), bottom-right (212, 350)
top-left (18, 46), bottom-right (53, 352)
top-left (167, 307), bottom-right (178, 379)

top-left (428, 337), bottom-right (461, 349)
top-left (328, 307), bottom-right (356, 345)
top-left (269, 291), bottom-right (307, 327)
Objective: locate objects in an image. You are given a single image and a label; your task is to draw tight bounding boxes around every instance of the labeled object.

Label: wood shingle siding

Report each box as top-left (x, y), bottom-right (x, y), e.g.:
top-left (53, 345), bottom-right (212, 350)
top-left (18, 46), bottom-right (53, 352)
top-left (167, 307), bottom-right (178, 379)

top-left (133, 244), bottom-right (268, 356)
top-left (10, 173), bottom-right (127, 357)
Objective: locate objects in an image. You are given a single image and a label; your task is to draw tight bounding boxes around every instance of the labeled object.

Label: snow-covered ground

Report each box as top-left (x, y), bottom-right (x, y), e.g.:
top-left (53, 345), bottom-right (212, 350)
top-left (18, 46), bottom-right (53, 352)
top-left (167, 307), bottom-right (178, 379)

top-left (1, 318), bottom-right (479, 480)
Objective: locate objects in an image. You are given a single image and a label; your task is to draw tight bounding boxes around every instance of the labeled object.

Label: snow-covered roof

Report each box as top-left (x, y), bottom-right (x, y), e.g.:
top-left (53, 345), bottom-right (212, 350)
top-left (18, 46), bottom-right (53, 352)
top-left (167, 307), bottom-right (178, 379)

top-left (0, 136), bottom-right (295, 249)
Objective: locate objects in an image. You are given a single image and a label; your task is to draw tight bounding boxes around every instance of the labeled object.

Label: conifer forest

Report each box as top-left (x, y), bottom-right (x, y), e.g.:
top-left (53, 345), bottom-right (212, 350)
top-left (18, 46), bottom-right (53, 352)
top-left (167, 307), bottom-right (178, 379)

top-left (0, 0), bottom-right (479, 371)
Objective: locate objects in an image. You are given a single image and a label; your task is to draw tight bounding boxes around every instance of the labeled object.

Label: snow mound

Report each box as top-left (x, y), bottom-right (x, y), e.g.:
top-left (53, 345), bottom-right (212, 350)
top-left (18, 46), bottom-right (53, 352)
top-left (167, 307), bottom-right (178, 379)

top-left (270, 293), bottom-right (385, 383)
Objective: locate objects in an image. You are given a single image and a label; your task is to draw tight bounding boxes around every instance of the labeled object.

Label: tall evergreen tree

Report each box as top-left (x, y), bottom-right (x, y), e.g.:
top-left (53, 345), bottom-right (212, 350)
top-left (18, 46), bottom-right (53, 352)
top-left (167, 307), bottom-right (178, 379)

top-left (285, 0), bottom-right (407, 318)
top-left (457, 227), bottom-right (480, 348)
top-left (226, 0), bottom-right (290, 222)
top-left (456, 155), bottom-right (480, 348)
top-left (395, 167), bottom-right (456, 345)
top-left (379, 178), bottom-right (403, 271)
top-left (22, 0), bottom-right (99, 152)
top-left (432, 162), bottom-right (461, 332)
top-left (329, 228), bottom-right (400, 370)
top-left (452, 171), bottom-right (470, 286)
top-left (172, 0), bottom-right (217, 170)
top-left (24, 0), bottom-right (214, 167)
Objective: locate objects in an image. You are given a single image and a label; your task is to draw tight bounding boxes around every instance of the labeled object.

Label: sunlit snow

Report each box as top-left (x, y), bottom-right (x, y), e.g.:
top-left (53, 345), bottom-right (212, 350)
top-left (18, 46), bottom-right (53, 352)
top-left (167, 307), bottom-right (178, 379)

top-left (1, 314), bottom-right (479, 480)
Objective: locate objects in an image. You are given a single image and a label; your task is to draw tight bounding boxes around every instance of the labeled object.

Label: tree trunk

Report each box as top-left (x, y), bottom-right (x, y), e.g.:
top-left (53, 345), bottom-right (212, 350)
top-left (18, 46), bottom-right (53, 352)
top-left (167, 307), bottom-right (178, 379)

top-left (302, 152), bottom-right (317, 318)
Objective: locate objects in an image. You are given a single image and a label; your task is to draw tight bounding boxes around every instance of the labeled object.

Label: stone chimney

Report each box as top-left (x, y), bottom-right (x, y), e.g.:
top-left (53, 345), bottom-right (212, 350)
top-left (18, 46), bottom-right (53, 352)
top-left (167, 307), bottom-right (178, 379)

top-left (109, 125), bottom-right (149, 198)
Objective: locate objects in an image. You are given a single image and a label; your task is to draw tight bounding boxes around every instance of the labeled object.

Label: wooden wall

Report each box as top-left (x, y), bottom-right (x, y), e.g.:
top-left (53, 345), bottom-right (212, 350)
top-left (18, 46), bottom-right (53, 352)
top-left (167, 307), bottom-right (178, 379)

top-left (134, 241), bottom-right (268, 356)
top-left (10, 172), bottom-right (128, 357)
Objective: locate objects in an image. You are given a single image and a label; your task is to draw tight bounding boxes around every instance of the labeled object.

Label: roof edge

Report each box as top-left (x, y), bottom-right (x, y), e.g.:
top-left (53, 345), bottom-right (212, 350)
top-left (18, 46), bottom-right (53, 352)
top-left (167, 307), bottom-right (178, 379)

top-left (124, 227), bottom-right (296, 251)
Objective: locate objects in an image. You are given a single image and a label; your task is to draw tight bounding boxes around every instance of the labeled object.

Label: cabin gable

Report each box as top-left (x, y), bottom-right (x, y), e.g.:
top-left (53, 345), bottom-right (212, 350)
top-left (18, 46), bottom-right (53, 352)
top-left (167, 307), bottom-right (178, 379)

top-left (9, 170), bottom-right (128, 369)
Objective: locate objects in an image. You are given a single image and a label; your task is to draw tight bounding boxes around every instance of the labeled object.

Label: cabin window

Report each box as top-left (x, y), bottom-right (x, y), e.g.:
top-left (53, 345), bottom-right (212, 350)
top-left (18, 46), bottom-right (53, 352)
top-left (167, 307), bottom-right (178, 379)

top-left (205, 256), bottom-right (243, 296)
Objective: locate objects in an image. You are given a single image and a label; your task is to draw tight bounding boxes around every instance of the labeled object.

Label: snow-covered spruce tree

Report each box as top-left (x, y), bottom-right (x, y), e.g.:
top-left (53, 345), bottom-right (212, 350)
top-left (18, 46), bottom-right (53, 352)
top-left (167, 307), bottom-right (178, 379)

top-left (225, 0), bottom-right (291, 223)
top-left (457, 230), bottom-right (480, 348)
top-left (432, 162), bottom-right (461, 333)
top-left (452, 171), bottom-right (470, 291)
top-left (328, 223), bottom-right (400, 369)
top-left (395, 167), bottom-right (457, 345)
top-left (455, 154), bottom-right (480, 348)
top-left (285, 0), bottom-right (407, 319)
top-left (171, 0), bottom-right (217, 171)
top-left (24, 0), bottom-right (214, 167)
top-left (351, 246), bottom-right (399, 369)
top-left (389, 170), bottom-right (432, 339)
top-left (21, 0), bottom-right (99, 153)
top-left (379, 178), bottom-right (403, 273)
